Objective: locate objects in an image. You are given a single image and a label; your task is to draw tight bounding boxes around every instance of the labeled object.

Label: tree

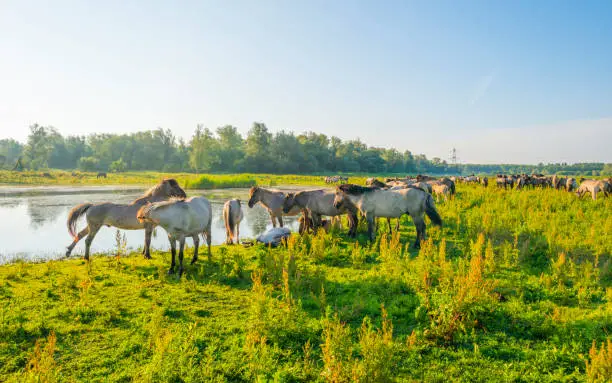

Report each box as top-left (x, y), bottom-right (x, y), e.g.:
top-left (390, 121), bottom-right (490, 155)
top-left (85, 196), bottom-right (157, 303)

top-left (78, 156), bottom-right (100, 172)
top-left (244, 122), bottom-right (273, 172)
top-left (189, 125), bottom-right (220, 173)
top-left (216, 125), bottom-right (244, 172)
top-left (110, 158), bottom-right (127, 173)
top-left (24, 124), bottom-right (55, 170)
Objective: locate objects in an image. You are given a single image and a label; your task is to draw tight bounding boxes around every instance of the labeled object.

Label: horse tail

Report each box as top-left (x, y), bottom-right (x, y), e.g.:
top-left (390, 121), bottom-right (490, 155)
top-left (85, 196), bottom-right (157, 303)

top-left (424, 194), bottom-right (442, 226)
top-left (67, 203), bottom-right (92, 239)
top-left (224, 201), bottom-right (234, 240)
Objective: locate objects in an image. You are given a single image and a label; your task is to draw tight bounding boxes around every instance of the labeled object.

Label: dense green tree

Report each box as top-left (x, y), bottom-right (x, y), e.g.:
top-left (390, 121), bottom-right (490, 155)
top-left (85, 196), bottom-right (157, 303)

top-left (244, 123), bottom-right (273, 172)
top-left (216, 125), bottom-right (244, 172)
top-left (23, 124), bottom-right (55, 169)
top-left (189, 125), bottom-right (220, 173)
top-left (0, 139), bottom-right (23, 168)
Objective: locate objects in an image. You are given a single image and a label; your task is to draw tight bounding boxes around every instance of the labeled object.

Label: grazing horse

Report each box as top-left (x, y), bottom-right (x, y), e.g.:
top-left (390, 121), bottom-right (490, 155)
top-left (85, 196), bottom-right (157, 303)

top-left (480, 176), bottom-right (489, 187)
top-left (97, 172), bottom-right (107, 179)
top-left (65, 179), bottom-right (186, 260)
top-left (223, 199), bottom-right (244, 245)
top-left (333, 184), bottom-right (442, 247)
top-left (431, 182), bottom-right (450, 202)
top-left (566, 178), bottom-right (577, 192)
top-left (137, 196), bottom-right (212, 276)
top-left (247, 187), bottom-right (300, 227)
top-left (283, 189), bottom-right (358, 237)
top-left (576, 179), bottom-right (610, 200)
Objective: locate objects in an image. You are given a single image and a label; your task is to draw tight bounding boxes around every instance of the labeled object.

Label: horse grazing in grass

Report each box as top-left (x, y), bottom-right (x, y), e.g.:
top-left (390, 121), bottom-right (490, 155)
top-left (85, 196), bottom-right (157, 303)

top-left (333, 184), bottom-right (442, 247)
top-left (576, 179), bottom-right (610, 200)
top-left (431, 182), bottom-right (450, 202)
top-left (283, 189), bottom-right (358, 237)
top-left (247, 187), bottom-right (299, 227)
top-left (223, 199), bottom-right (243, 245)
top-left (137, 196), bottom-right (212, 276)
top-left (66, 179), bottom-right (186, 260)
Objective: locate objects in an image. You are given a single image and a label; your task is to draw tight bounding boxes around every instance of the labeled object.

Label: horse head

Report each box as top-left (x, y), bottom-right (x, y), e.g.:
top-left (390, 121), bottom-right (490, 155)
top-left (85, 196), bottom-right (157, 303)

top-left (282, 193), bottom-right (295, 213)
top-left (247, 187), bottom-right (259, 208)
top-left (159, 179), bottom-right (186, 199)
top-left (333, 187), bottom-right (345, 209)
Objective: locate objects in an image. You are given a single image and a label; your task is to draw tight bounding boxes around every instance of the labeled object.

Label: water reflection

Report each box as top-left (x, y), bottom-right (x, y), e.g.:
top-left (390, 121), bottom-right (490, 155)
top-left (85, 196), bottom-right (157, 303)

top-left (0, 187), bottom-right (300, 263)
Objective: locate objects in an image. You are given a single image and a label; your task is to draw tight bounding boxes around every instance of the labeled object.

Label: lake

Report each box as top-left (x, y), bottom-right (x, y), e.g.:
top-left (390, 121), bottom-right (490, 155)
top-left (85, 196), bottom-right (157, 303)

top-left (0, 186), bottom-right (303, 263)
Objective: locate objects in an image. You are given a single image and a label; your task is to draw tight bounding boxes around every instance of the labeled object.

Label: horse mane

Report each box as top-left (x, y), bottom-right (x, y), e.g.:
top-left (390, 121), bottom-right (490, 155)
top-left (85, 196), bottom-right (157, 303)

top-left (338, 184), bottom-right (379, 195)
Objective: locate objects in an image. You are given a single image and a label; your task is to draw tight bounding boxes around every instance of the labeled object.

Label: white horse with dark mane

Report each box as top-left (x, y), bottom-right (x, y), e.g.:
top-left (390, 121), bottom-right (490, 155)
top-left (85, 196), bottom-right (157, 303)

top-left (333, 184), bottom-right (442, 247)
top-left (137, 196), bottom-right (212, 276)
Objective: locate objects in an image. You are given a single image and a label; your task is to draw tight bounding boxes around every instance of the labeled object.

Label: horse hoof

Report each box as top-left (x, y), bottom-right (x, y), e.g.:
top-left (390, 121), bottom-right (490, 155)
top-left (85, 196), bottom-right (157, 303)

top-left (144, 254), bottom-right (152, 260)
top-left (178, 269), bottom-right (184, 277)
top-left (167, 268), bottom-right (175, 275)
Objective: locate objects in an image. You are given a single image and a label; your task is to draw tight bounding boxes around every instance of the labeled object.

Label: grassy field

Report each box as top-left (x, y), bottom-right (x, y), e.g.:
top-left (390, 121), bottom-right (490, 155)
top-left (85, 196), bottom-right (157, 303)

top-left (0, 184), bottom-right (610, 382)
top-left (0, 170), bottom-right (368, 189)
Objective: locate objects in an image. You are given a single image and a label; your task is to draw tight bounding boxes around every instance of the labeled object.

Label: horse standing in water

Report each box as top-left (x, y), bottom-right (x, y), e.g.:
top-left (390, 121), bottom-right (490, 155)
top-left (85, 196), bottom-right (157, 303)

top-left (137, 196), bottom-right (212, 277)
top-left (247, 186), bottom-right (300, 227)
top-left (65, 179), bottom-right (186, 259)
top-left (333, 184), bottom-right (442, 247)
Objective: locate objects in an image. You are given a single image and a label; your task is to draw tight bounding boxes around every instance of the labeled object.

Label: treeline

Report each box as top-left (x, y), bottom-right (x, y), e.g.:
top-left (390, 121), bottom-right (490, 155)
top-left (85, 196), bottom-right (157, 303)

top-left (0, 123), bottom-right (610, 176)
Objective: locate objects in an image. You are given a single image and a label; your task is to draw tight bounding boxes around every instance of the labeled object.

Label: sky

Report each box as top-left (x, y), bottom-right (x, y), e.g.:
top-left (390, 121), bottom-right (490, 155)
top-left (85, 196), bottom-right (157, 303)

top-left (0, 0), bottom-right (611, 164)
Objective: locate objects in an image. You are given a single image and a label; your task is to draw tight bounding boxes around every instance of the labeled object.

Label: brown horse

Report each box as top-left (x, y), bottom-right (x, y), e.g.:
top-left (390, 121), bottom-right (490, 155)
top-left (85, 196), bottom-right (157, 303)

top-left (283, 189), bottom-right (358, 237)
top-left (65, 179), bottom-right (186, 259)
top-left (247, 187), bottom-right (300, 227)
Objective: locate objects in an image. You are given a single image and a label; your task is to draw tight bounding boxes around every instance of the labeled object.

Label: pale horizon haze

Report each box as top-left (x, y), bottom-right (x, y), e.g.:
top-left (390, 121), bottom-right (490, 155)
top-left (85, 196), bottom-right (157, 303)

top-left (1, 1), bottom-right (611, 164)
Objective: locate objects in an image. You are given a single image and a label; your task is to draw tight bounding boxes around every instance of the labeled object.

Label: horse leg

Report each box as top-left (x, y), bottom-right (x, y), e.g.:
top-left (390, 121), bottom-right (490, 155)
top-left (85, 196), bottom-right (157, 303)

top-left (413, 217), bottom-right (426, 249)
top-left (236, 223), bottom-right (240, 244)
top-left (66, 227), bottom-right (89, 257)
top-left (178, 236), bottom-right (186, 277)
top-left (83, 224), bottom-right (101, 260)
top-left (270, 213), bottom-right (277, 228)
top-left (366, 213), bottom-right (376, 242)
top-left (348, 212), bottom-right (358, 237)
top-left (168, 236), bottom-right (176, 274)
top-left (143, 224), bottom-right (153, 259)
top-left (395, 217), bottom-right (400, 232)
top-left (387, 218), bottom-right (392, 235)
top-left (191, 235), bottom-right (199, 265)
top-left (204, 230), bottom-right (212, 261)
top-left (278, 215), bottom-right (284, 228)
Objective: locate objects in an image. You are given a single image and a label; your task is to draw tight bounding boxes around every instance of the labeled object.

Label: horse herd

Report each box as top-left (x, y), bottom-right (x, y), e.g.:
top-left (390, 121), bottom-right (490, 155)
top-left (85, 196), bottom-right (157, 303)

top-left (448, 174), bottom-right (610, 200)
top-left (63, 173), bottom-right (608, 276)
top-left (64, 178), bottom-right (444, 276)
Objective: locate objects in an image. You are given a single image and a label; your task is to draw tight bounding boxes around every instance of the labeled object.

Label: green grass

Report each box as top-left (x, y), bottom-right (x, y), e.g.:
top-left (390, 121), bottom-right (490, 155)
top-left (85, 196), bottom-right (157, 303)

top-left (0, 170), bottom-right (368, 189)
top-left (0, 184), bottom-right (610, 382)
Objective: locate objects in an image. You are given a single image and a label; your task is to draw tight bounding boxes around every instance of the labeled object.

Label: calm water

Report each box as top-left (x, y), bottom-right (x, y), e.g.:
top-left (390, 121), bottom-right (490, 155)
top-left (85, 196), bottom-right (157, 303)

top-left (0, 186), bottom-right (301, 263)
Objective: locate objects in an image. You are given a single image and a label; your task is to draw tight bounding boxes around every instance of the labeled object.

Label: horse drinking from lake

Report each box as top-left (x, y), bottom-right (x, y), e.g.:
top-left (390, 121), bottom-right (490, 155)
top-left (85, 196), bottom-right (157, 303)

top-left (333, 184), bottom-right (442, 247)
top-left (65, 179), bottom-right (186, 260)
top-left (137, 196), bottom-right (212, 276)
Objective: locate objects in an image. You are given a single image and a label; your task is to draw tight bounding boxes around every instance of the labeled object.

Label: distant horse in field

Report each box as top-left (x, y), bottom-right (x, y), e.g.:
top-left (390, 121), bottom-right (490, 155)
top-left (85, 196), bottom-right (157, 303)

top-left (283, 189), bottom-right (358, 237)
top-left (97, 172), bottom-right (107, 179)
top-left (65, 179), bottom-right (186, 259)
top-left (566, 178), bottom-right (577, 192)
top-left (576, 179), bottom-right (610, 200)
top-left (247, 187), bottom-right (300, 227)
top-left (480, 176), bottom-right (488, 187)
top-left (223, 199), bottom-right (244, 245)
top-left (431, 182), bottom-right (450, 202)
top-left (333, 184), bottom-right (442, 247)
top-left (137, 196), bottom-right (212, 276)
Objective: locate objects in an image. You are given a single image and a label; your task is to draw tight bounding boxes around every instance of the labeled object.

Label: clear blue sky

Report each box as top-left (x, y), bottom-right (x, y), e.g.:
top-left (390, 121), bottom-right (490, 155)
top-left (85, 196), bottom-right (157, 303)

top-left (1, 0), bottom-right (610, 163)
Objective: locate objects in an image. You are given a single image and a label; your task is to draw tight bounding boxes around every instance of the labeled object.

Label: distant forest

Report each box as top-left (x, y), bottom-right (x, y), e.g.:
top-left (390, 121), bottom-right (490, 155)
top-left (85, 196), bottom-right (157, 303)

top-left (0, 124), bottom-right (609, 176)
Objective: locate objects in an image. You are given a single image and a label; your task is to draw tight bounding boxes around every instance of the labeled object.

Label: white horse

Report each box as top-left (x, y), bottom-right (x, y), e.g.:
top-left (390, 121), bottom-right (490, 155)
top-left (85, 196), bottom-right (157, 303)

top-left (223, 199), bottom-right (244, 245)
top-left (333, 184), bottom-right (442, 247)
top-left (137, 196), bottom-right (212, 276)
